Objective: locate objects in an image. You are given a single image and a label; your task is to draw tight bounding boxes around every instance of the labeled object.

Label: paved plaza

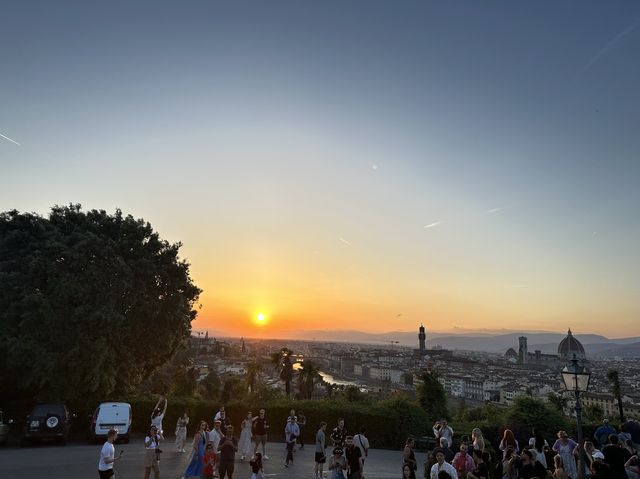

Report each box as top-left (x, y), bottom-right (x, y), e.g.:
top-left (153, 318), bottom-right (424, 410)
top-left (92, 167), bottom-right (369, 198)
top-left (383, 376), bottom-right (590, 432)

top-left (0, 439), bottom-right (421, 479)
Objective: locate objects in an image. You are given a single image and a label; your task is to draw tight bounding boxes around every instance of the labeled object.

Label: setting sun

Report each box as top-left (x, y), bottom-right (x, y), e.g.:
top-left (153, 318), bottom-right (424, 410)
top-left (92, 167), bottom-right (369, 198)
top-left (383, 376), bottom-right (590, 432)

top-left (255, 312), bottom-right (267, 325)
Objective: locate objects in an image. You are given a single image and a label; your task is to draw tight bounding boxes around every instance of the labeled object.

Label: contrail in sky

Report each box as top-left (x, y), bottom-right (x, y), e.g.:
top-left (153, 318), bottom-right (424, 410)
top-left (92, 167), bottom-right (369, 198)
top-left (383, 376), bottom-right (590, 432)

top-left (487, 207), bottom-right (505, 214)
top-left (583, 18), bottom-right (639, 72)
top-left (423, 221), bottom-right (442, 229)
top-left (0, 133), bottom-right (21, 146)
top-left (339, 237), bottom-right (352, 246)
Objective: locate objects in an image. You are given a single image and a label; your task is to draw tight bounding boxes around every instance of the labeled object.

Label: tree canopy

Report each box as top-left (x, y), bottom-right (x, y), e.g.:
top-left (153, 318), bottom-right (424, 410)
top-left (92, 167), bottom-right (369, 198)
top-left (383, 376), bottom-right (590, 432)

top-left (416, 370), bottom-right (449, 421)
top-left (0, 205), bottom-right (201, 404)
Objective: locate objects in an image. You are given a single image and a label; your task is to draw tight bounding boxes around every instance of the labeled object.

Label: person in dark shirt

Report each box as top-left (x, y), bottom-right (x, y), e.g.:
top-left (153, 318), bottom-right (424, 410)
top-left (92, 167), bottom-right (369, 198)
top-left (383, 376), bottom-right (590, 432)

top-left (252, 409), bottom-right (270, 460)
top-left (467, 449), bottom-right (490, 479)
top-left (622, 420), bottom-right (640, 444)
top-left (439, 438), bottom-right (455, 463)
top-left (602, 434), bottom-right (630, 479)
top-left (594, 420), bottom-right (616, 447)
top-left (591, 460), bottom-right (611, 479)
top-left (345, 435), bottom-right (362, 479)
top-left (331, 418), bottom-right (347, 447)
top-left (218, 425), bottom-right (238, 479)
top-left (519, 449), bottom-right (547, 479)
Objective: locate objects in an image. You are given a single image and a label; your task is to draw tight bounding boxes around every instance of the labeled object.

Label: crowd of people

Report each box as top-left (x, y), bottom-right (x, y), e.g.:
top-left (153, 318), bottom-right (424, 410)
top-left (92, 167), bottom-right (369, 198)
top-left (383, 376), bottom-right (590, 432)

top-left (96, 397), bottom-right (640, 479)
top-left (412, 417), bottom-right (640, 479)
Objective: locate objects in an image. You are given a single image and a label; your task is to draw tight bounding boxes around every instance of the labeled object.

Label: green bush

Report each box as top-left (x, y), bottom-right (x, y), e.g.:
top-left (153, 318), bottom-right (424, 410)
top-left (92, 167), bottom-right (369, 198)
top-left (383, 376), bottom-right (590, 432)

top-left (105, 393), bottom-right (429, 449)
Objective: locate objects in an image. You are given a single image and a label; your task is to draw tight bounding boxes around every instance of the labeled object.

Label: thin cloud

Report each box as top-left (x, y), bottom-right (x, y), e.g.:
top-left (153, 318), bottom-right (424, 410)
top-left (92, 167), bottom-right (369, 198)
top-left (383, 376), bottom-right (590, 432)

top-left (423, 221), bottom-right (442, 229)
top-left (583, 18), bottom-right (640, 72)
top-left (487, 207), bottom-right (506, 214)
top-left (339, 237), bottom-right (352, 246)
top-left (0, 133), bottom-right (21, 146)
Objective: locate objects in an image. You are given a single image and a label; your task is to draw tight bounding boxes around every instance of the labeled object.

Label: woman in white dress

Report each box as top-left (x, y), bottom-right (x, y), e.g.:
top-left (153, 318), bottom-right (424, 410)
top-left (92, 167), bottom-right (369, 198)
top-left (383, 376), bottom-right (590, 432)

top-left (239, 411), bottom-right (254, 460)
top-left (175, 411), bottom-right (189, 452)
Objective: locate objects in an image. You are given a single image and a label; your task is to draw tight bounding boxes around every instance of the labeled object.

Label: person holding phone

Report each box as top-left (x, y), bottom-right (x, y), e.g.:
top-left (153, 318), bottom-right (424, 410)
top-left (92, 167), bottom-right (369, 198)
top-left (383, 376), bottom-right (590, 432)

top-left (144, 425), bottom-right (162, 479)
top-left (98, 429), bottom-right (122, 478)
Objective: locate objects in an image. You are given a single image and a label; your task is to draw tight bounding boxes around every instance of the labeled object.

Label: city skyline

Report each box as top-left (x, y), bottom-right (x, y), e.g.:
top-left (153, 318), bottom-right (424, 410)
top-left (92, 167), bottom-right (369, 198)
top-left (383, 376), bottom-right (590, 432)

top-left (2, 2), bottom-right (639, 337)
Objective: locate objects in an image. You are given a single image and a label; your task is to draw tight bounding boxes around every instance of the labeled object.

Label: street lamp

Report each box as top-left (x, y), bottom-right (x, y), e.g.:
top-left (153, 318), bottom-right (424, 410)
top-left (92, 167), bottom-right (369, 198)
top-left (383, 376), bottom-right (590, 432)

top-left (561, 354), bottom-right (591, 479)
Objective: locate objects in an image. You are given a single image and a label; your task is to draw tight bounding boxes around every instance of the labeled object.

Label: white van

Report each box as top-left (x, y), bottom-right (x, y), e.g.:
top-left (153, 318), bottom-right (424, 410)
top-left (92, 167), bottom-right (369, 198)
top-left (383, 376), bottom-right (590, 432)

top-left (90, 402), bottom-right (132, 443)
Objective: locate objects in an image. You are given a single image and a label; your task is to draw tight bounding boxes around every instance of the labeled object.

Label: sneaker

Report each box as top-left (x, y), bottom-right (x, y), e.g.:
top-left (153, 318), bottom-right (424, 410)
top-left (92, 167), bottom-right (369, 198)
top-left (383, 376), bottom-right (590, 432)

top-left (263, 455), bottom-right (269, 460)
top-left (284, 463), bottom-right (288, 468)
top-left (241, 455), bottom-right (245, 461)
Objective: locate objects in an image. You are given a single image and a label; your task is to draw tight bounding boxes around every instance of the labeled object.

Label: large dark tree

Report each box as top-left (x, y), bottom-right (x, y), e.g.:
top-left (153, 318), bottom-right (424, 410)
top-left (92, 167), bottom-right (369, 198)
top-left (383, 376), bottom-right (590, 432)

top-left (416, 370), bottom-right (449, 421)
top-left (0, 205), bottom-right (201, 403)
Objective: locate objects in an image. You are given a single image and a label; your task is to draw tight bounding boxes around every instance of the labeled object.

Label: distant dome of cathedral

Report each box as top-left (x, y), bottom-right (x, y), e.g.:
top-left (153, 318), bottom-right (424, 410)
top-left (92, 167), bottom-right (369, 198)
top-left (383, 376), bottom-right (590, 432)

top-left (505, 348), bottom-right (518, 359)
top-left (557, 329), bottom-right (585, 360)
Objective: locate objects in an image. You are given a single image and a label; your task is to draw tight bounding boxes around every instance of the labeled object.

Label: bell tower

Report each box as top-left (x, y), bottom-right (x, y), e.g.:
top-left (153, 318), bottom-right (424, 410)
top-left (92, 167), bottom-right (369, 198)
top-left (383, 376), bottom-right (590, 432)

top-left (418, 324), bottom-right (426, 351)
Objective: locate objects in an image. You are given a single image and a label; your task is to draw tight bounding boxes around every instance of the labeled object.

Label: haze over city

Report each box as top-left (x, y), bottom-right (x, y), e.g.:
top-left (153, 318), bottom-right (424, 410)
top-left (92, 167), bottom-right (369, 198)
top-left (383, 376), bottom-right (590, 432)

top-left (2, 1), bottom-right (639, 338)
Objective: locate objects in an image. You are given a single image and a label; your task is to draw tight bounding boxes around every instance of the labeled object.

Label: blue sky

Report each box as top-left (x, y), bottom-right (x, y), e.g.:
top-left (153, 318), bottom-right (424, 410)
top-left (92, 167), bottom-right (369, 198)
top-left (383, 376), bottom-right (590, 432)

top-left (1, 1), bottom-right (639, 336)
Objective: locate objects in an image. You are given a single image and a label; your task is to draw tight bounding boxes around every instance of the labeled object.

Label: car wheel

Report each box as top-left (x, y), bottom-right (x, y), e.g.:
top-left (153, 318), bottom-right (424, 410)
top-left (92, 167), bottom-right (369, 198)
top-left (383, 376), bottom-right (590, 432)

top-left (45, 414), bottom-right (60, 429)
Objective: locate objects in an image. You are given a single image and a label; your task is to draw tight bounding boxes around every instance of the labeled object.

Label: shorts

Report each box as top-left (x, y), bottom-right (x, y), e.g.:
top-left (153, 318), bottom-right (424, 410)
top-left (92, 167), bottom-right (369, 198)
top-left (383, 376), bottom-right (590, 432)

top-left (98, 470), bottom-right (114, 479)
top-left (315, 452), bottom-right (326, 463)
top-left (253, 434), bottom-right (267, 445)
top-left (144, 448), bottom-right (159, 468)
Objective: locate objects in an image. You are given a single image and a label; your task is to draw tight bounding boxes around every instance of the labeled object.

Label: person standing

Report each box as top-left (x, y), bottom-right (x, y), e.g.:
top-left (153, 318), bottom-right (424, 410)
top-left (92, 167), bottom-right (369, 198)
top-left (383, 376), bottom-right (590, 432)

top-left (151, 396), bottom-right (167, 435)
top-left (183, 420), bottom-right (207, 479)
top-left (471, 429), bottom-right (485, 453)
top-left (430, 450), bottom-right (458, 479)
top-left (552, 431), bottom-right (578, 479)
top-left (98, 428), bottom-right (122, 479)
top-left (499, 429), bottom-right (520, 454)
top-left (201, 443), bottom-right (217, 479)
top-left (218, 425), bottom-right (238, 478)
top-left (329, 447), bottom-right (348, 479)
top-left (403, 437), bottom-right (417, 473)
top-left (439, 421), bottom-right (454, 448)
top-left (331, 418), bottom-right (348, 448)
top-left (297, 410), bottom-right (307, 449)
top-left (250, 452), bottom-right (265, 479)
top-left (253, 409), bottom-right (270, 460)
top-left (452, 443), bottom-right (475, 478)
top-left (315, 422), bottom-right (328, 479)
top-left (284, 416), bottom-right (300, 467)
top-left (218, 409), bottom-right (231, 436)
top-left (214, 406), bottom-right (225, 422)
top-left (175, 411), bottom-right (189, 453)
top-left (519, 449), bottom-right (547, 479)
top-left (466, 450), bottom-right (490, 479)
top-left (345, 435), bottom-right (363, 479)
top-left (353, 427), bottom-right (369, 478)
top-left (239, 411), bottom-right (254, 460)
top-left (602, 434), bottom-right (630, 479)
top-left (143, 425), bottom-right (162, 479)
top-left (207, 420), bottom-right (223, 453)
top-left (594, 420), bottom-right (616, 448)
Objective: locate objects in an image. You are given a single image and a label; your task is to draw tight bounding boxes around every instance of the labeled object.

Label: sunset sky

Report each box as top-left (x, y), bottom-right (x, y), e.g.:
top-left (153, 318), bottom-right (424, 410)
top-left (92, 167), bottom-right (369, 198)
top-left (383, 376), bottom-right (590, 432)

top-left (1, 1), bottom-right (639, 338)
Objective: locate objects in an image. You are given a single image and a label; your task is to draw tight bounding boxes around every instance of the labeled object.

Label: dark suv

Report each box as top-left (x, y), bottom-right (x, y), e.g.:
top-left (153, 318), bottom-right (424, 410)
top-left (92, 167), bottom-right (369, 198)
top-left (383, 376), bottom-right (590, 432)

top-left (22, 404), bottom-right (72, 444)
top-left (0, 409), bottom-right (13, 446)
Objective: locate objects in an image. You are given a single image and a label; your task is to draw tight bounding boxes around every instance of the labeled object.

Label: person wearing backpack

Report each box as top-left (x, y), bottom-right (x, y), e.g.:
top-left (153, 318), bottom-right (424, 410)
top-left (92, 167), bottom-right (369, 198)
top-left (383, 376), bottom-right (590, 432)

top-left (353, 427), bottom-right (369, 478)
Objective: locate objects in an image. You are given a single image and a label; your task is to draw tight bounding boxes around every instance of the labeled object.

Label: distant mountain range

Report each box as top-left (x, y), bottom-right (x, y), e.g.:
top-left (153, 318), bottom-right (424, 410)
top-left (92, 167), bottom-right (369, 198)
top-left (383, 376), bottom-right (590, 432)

top-left (264, 329), bottom-right (640, 358)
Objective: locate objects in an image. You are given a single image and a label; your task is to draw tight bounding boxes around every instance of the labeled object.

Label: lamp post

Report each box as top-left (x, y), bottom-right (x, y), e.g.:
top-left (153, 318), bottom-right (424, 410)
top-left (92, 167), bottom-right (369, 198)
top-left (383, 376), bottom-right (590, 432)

top-left (561, 354), bottom-right (591, 479)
